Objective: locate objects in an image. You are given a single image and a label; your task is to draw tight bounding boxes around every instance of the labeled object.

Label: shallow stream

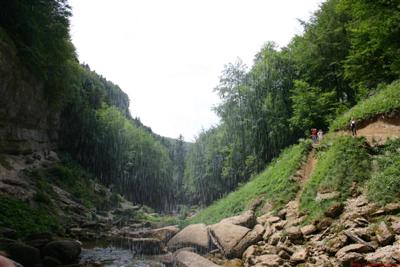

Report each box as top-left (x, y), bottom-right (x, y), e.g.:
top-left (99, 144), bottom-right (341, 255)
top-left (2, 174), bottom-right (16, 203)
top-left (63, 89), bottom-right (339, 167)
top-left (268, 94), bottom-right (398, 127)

top-left (80, 240), bottom-right (165, 267)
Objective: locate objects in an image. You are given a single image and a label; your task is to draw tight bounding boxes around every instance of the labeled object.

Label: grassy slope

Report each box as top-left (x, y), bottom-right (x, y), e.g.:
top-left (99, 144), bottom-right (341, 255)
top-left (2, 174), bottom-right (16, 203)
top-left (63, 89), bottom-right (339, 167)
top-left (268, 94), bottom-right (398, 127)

top-left (189, 141), bottom-right (311, 225)
top-left (367, 139), bottom-right (400, 204)
top-left (299, 136), bottom-right (371, 222)
top-left (330, 80), bottom-right (400, 131)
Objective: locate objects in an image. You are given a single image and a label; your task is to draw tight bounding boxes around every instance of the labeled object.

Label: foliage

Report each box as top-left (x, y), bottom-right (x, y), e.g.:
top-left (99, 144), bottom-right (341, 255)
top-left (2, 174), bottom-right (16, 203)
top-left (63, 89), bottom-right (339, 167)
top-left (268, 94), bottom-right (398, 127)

top-left (338, 0), bottom-right (400, 90)
top-left (289, 80), bottom-right (338, 133)
top-left (330, 81), bottom-right (400, 131)
top-left (300, 137), bottom-right (370, 221)
top-left (367, 139), bottom-right (400, 204)
top-left (188, 141), bottom-right (311, 225)
top-left (0, 196), bottom-right (60, 237)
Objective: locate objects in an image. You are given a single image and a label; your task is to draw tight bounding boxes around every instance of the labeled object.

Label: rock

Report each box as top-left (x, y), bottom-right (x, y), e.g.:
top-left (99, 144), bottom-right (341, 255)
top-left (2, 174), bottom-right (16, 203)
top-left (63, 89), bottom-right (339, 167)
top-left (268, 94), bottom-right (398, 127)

top-left (375, 221), bottom-right (394, 246)
top-left (167, 224), bottom-right (211, 252)
top-left (266, 216), bottom-right (281, 224)
top-left (278, 250), bottom-right (290, 259)
top-left (335, 244), bottom-right (374, 259)
top-left (252, 254), bottom-right (283, 267)
top-left (174, 250), bottom-right (221, 267)
top-left (7, 243), bottom-right (41, 267)
top-left (220, 210), bottom-right (256, 229)
top-left (324, 234), bottom-right (349, 254)
top-left (277, 209), bottom-right (287, 220)
top-left (316, 191), bottom-right (340, 202)
top-left (365, 244), bottom-right (400, 264)
top-left (0, 238), bottom-right (16, 251)
top-left (149, 225), bottom-right (180, 243)
top-left (290, 247), bottom-right (307, 263)
top-left (301, 224), bottom-right (317, 236)
top-left (384, 202), bottom-right (400, 215)
top-left (274, 220), bottom-right (286, 230)
top-left (268, 232), bottom-right (282, 246)
top-left (262, 225), bottom-right (273, 241)
top-left (223, 258), bottom-right (243, 267)
top-left (392, 221), bottom-right (400, 234)
top-left (231, 224), bottom-right (264, 258)
top-left (336, 252), bottom-right (364, 266)
top-left (0, 228), bottom-right (17, 239)
top-left (45, 151), bottom-right (59, 161)
top-left (316, 217), bottom-right (333, 231)
top-left (324, 203), bottom-right (344, 218)
top-left (42, 240), bottom-right (81, 264)
top-left (209, 223), bottom-right (250, 258)
top-left (242, 245), bottom-right (257, 261)
top-left (285, 226), bottom-right (303, 242)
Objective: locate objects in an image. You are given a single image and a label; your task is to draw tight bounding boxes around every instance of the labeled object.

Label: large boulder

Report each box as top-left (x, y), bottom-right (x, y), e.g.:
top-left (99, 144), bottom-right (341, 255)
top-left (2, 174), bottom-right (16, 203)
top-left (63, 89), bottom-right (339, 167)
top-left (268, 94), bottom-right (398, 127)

top-left (375, 221), bottom-right (394, 246)
top-left (209, 223), bottom-right (250, 258)
top-left (231, 224), bottom-right (265, 257)
top-left (174, 250), bottom-right (221, 267)
top-left (7, 243), bottom-right (41, 267)
top-left (42, 240), bottom-right (81, 264)
top-left (220, 210), bottom-right (256, 228)
top-left (167, 224), bottom-right (211, 252)
top-left (149, 225), bottom-right (180, 243)
top-left (365, 244), bottom-right (400, 264)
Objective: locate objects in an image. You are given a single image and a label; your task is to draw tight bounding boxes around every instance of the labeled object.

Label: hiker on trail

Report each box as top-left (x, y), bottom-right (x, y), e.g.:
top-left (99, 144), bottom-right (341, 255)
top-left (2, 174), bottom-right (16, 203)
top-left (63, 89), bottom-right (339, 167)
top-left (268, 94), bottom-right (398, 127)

top-left (318, 129), bottom-right (323, 142)
top-left (350, 118), bottom-right (357, 136)
top-left (311, 128), bottom-right (318, 143)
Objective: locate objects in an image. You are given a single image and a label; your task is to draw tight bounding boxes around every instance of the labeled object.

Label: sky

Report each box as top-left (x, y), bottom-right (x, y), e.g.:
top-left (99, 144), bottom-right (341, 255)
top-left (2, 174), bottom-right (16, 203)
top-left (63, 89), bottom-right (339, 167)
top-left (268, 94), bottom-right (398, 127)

top-left (69, 0), bottom-right (324, 141)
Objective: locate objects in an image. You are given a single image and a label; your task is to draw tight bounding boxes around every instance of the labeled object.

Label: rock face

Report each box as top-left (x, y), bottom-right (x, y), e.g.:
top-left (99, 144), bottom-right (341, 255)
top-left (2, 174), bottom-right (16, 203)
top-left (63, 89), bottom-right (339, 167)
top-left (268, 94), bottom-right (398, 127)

top-left (167, 224), bottom-right (211, 252)
top-left (0, 40), bottom-right (58, 154)
top-left (174, 250), bottom-right (221, 267)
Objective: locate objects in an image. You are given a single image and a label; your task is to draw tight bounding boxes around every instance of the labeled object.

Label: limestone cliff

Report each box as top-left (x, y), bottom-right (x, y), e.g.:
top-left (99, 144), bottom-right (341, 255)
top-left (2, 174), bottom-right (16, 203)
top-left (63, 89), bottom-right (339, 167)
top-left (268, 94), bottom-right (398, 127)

top-left (0, 40), bottom-right (58, 154)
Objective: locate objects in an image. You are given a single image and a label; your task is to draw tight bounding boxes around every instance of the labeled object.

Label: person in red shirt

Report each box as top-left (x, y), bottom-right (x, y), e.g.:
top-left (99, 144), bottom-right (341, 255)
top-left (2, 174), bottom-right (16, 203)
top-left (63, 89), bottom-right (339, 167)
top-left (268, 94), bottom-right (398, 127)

top-left (311, 128), bottom-right (318, 143)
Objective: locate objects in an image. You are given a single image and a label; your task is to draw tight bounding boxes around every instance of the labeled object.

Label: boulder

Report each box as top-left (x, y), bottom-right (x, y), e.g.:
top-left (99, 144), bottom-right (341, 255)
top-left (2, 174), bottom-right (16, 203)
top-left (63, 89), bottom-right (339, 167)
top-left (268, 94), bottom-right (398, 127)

top-left (42, 240), bottom-right (81, 264)
top-left (268, 232), bottom-right (282, 246)
top-left (336, 252), bottom-right (364, 266)
top-left (266, 216), bottom-right (281, 224)
top-left (167, 224), bottom-right (211, 252)
top-left (149, 225), bottom-right (180, 243)
top-left (365, 244), bottom-right (400, 264)
top-left (220, 210), bottom-right (256, 228)
top-left (300, 224), bottom-right (317, 236)
top-left (375, 221), bottom-right (394, 246)
top-left (290, 247), bottom-right (307, 263)
top-left (285, 226), bottom-right (303, 243)
top-left (316, 191), bottom-right (340, 201)
top-left (231, 224), bottom-right (264, 257)
top-left (7, 243), bottom-right (41, 267)
top-left (324, 234), bottom-right (348, 254)
top-left (209, 223), bottom-right (250, 258)
top-left (174, 250), bottom-right (221, 267)
top-left (335, 244), bottom-right (374, 259)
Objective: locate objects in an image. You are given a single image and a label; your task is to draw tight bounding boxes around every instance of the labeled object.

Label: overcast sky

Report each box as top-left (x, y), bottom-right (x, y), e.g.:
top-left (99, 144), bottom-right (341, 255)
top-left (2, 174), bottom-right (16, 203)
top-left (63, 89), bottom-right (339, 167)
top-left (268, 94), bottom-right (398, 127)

top-left (69, 0), bottom-right (324, 141)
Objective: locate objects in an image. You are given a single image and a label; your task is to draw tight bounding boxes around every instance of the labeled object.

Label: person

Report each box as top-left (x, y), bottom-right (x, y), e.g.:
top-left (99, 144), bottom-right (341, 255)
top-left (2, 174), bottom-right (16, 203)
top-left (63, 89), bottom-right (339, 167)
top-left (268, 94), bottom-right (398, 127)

top-left (311, 128), bottom-right (318, 143)
top-left (350, 118), bottom-right (357, 136)
top-left (0, 255), bottom-right (16, 267)
top-left (318, 129), bottom-right (323, 142)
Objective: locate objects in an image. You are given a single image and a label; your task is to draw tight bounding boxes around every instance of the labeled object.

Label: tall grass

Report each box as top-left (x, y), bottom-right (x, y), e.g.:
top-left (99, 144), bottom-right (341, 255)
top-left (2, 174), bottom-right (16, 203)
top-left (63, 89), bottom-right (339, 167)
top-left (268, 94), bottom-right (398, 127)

top-left (189, 141), bottom-right (311, 225)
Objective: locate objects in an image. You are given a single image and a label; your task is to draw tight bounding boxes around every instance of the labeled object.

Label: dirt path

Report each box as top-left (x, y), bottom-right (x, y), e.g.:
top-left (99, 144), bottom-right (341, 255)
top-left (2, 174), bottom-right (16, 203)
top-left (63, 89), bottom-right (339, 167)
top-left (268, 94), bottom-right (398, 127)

top-left (336, 116), bottom-right (400, 145)
top-left (286, 149), bottom-right (317, 220)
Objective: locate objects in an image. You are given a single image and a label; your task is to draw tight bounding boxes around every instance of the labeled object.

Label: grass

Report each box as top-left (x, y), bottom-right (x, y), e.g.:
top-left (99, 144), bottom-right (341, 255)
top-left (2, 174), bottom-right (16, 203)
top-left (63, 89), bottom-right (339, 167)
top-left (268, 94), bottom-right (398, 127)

top-left (188, 140), bottom-right (311, 225)
top-left (330, 80), bottom-right (400, 131)
top-left (367, 139), bottom-right (400, 204)
top-left (300, 136), bottom-right (371, 222)
top-left (0, 196), bottom-right (60, 238)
